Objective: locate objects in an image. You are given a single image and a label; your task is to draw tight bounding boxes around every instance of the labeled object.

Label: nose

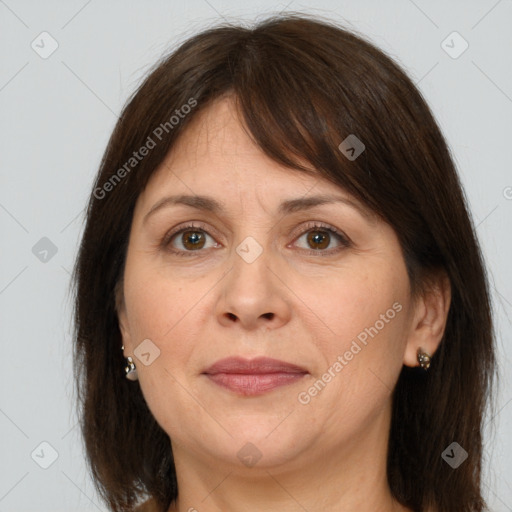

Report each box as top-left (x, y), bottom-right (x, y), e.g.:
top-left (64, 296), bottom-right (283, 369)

top-left (215, 244), bottom-right (292, 331)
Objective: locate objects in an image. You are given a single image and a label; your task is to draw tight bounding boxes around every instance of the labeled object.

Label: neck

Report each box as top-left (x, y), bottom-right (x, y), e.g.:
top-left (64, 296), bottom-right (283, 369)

top-left (167, 402), bottom-right (412, 512)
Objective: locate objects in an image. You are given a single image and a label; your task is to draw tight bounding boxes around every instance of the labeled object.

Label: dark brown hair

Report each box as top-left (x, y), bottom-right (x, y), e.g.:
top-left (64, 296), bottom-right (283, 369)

top-left (71, 13), bottom-right (497, 512)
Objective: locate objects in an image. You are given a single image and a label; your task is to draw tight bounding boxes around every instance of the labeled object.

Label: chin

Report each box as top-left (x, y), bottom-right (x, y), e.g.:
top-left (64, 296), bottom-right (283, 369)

top-left (192, 417), bottom-right (315, 471)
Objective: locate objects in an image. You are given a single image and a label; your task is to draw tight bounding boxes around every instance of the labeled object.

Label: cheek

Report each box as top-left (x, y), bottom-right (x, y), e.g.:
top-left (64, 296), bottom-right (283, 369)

top-left (124, 264), bottom-right (194, 343)
top-left (306, 263), bottom-right (410, 394)
top-left (123, 270), bottom-right (202, 436)
top-left (312, 268), bottom-right (403, 343)
top-left (300, 297), bottom-right (408, 440)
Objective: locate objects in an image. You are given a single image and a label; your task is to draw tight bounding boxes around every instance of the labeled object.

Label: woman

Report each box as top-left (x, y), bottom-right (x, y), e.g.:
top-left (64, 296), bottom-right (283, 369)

top-left (71, 13), bottom-right (496, 512)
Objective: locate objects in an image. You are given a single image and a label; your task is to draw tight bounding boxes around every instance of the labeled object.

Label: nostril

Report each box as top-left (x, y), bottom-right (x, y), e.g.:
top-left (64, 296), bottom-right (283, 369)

top-left (262, 312), bottom-right (274, 320)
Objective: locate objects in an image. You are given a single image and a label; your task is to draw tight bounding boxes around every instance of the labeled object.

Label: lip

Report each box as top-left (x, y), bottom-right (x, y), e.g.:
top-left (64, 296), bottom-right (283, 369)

top-left (203, 356), bottom-right (307, 375)
top-left (202, 357), bottom-right (308, 396)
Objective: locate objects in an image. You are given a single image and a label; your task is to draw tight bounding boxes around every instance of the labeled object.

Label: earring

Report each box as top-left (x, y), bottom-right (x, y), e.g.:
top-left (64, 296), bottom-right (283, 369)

top-left (417, 348), bottom-right (432, 370)
top-left (122, 345), bottom-right (138, 381)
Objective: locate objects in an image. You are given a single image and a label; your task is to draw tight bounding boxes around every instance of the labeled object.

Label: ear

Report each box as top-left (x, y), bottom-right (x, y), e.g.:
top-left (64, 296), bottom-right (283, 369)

top-left (403, 270), bottom-right (451, 367)
top-left (115, 278), bottom-right (132, 355)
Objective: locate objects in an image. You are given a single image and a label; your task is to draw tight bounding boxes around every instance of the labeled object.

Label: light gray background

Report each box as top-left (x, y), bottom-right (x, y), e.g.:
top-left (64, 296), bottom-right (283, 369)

top-left (1, 0), bottom-right (511, 511)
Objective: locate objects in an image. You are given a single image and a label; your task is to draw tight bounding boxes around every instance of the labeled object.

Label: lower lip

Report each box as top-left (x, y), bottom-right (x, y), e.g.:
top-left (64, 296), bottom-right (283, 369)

top-left (204, 372), bottom-right (307, 396)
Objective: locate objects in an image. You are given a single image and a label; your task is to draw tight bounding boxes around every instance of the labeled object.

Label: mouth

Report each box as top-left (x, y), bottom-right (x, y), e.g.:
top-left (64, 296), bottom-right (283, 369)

top-left (202, 356), bottom-right (309, 396)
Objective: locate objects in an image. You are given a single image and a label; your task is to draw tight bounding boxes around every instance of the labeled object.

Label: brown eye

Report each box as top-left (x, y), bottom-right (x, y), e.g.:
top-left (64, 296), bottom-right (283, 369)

top-left (295, 224), bottom-right (349, 253)
top-left (306, 230), bottom-right (331, 250)
top-left (179, 230), bottom-right (206, 250)
top-left (163, 223), bottom-right (219, 256)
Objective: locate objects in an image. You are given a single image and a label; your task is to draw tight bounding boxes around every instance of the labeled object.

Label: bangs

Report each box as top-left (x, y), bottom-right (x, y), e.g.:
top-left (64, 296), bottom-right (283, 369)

top-left (226, 29), bottom-right (400, 219)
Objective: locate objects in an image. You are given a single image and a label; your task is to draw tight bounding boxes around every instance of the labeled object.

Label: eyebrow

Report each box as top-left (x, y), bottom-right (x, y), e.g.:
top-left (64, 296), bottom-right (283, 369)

top-left (143, 193), bottom-right (376, 225)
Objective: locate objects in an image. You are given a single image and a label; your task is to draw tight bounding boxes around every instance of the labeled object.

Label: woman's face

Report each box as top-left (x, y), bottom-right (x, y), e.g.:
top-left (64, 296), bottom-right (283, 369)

top-left (117, 96), bottom-right (419, 472)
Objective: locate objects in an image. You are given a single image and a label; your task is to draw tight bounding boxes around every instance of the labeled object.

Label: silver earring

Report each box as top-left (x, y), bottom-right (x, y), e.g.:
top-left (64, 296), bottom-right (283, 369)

top-left (417, 348), bottom-right (432, 370)
top-left (122, 345), bottom-right (138, 381)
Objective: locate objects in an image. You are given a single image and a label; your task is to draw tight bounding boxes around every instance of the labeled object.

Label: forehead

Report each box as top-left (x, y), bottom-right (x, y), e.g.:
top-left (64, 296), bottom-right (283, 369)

top-left (176, 96), bottom-right (261, 158)
top-left (140, 97), bottom-right (325, 199)
top-left (134, 96), bottom-right (375, 224)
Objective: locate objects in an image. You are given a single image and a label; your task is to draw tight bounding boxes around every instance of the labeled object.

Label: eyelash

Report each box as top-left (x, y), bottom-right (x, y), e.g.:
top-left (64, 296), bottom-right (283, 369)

top-left (161, 221), bottom-right (351, 257)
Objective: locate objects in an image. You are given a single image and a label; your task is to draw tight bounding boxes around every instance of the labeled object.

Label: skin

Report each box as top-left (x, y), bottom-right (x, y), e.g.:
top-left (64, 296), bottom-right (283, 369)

top-left (117, 95), bottom-right (451, 512)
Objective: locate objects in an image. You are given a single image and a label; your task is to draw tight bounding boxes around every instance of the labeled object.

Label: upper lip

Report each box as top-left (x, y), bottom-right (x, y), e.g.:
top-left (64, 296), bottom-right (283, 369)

top-left (203, 357), bottom-right (308, 375)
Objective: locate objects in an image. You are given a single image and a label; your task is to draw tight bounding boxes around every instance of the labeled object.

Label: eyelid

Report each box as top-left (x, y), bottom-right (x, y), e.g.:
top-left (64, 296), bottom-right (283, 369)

top-left (289, 221), bottom-right (351, 245)
top-left (161, 220), bottom-right (351, 255)
top-left (161, 221), bottom-right (219, 248)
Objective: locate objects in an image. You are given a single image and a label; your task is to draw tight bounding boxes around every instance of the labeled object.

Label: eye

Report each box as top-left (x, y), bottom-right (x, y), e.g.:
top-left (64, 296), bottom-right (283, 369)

top-left (163, 223), bottom-right (219, 256)
top-left (293, 222), bottom-right (351, 254)
top-left (161, 221), bottom-right (351, 257)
